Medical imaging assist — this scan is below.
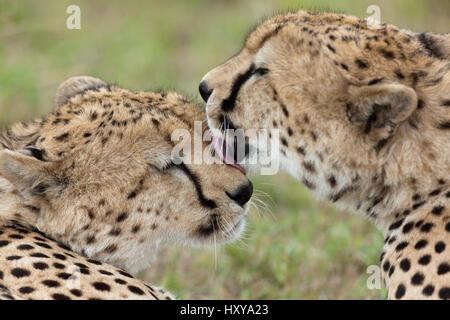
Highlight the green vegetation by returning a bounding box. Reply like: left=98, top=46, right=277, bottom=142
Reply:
left=1, top=0, right=448, bottom=299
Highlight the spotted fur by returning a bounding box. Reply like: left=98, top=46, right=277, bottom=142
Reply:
left=0, top=76, right=251, bottom=299
left=201, top=11, right=449, bottom=299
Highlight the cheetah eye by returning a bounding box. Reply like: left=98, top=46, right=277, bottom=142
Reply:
left=253, top=67, right=269, bottom=77
left=25, top=147, right=46, bottom=161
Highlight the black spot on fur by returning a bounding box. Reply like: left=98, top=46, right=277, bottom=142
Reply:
left=52, top=293, right=71, bottom=300
left=297, top=146, right=306, bottom=156
left=435, top=241, right=445, bottom=253
left=93, top=282, right=110, bottom=292
left=326, top=44, right=336, bottom=53
left=128, top=285, right=145, bottom=295
left=439, top=287, right=450, bottom=299
left=115, top=278, right=127, bottom=285
left=399, top=258, right=410, bottom=272
left=412, top=201, right=426, bottom=210
left=42, top=280, right=60, bottom=288
left=19, top=286, right=35, bottom=294
left=420, top=222, right=434, bottom=233
left=116, top=212, right=128, bottom=222
left=395, top=241, right=408, bottom=251
left=303, top=161, right=316, bottom=173
left=281, top=104, right=289, bottom=117
left=438, top=122, right=450, bottom=130
left=402, top=222, right=414, bottom=234
left=11, top=268, right=30, bottom=278
left=380, top=48, right=394, bottom=59
left=368, top=78, right=383, bottom=86
left=302, top=178, right=315, bottom=190
left=394, top=70, right=405, bottom=79
left=33, top=262, right=49, bottom=270
left=55, top=132, right=69, bottom=142
left=437, top=263, right=449, bottom=275
left=418, top=255, right=431, bottom=265
left=70, top=289, right=82, bottom=297
left=411, top=272, right=424, bottom=285
left=431, top=205, right=444, bottom=216
left=388, top=219, right=404, bottom=231
left=395, top=284, right=406, bottom=299
left=417, top=99, right=425, bottom=109
left=127, top=191, right=137, bottom=199
left=328, top=175, right=337, bottom=187
left=35, top=242, right=51, bottom=249
left=429, top=189, right=441, bottom=196
left=414, top=239, right=428, bottom=249
left=375, top=137, right=390, bottom=152
left=422, top=285, right=434, bottom=296
left=355, top=59, right=368, bottom=69
left=17, top=244, right=33, bottom=250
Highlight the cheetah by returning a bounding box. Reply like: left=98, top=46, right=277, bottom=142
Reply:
left=199, top=11, right=449, bottom=299
left=0, top=76, right=252, bottom=299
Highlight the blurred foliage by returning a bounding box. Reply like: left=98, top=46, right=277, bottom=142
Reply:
left=0, top=0, right=448, bottom=299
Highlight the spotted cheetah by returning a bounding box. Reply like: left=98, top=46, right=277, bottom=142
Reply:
left=199, top=11, right=449, bottom=299
left=0, top=76, right=252, bottom=299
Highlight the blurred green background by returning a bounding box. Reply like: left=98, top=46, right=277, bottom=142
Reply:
left=0, top=0, right=448, bottom=299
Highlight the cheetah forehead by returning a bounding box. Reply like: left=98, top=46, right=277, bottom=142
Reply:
left=0, top=81, right=203, bottom=158
left=246, top=10, right=449, bottom=66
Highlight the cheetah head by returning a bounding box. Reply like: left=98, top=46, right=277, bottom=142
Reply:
left=200, top=11, right=449, bottom=217
left=0, top=76, right=252, bottom=273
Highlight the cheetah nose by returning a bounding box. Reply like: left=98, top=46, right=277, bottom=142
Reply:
left=226, top=180, right=253, bottom=207
left=199, top=80, right=213, bottom=102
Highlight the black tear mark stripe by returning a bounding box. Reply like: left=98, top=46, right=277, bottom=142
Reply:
left=177, top=163, right=217, bottom=209
left=221, top=64, right=256, bottom=112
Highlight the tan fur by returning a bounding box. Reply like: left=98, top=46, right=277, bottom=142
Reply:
left=0, top=76, right=251, bottom=299
left=201, top=11, right=449, bottom=299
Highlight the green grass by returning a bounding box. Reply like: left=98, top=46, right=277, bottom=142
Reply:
left=1, top=0, right=448, bottom=299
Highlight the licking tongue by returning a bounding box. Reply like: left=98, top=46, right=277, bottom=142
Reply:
left=213, top=135, right=246, bottom=175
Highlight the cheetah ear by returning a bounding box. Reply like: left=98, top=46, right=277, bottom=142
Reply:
left=347, top=82, right=417, bottom=143
left=0, top=149, right=52, bottom=198
left=55, top=76, right=109, bottom=107
left=417, top=32, right=450, bottom=60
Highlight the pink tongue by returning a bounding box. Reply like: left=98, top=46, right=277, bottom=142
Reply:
left=213, top=135, right=246, bottom=175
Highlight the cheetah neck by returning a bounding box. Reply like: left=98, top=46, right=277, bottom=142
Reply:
left=281, top=147, right=449, bottom=236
